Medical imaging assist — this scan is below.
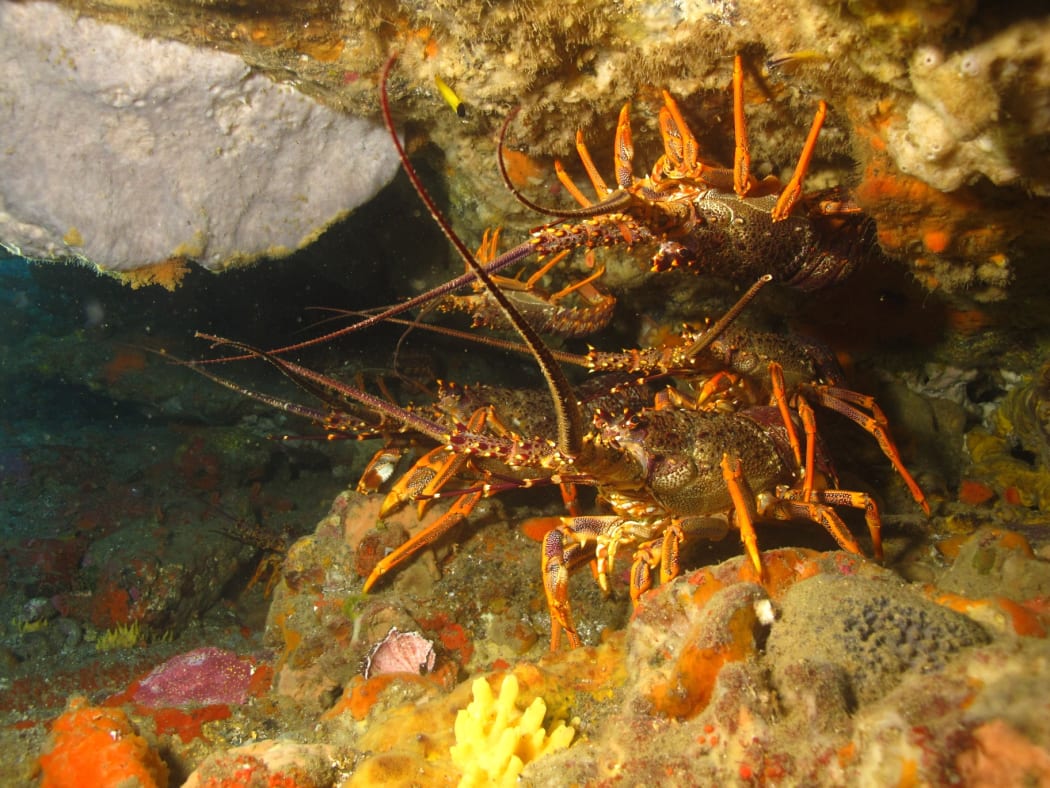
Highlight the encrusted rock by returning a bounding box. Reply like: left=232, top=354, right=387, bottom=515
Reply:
left=767, top=573, right=991, bottom=706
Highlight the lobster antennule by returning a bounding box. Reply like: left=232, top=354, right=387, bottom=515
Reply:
left=195, top=332, right=452, bottom=444
left=381, top=53, right=584, bottom=458
left=193, top=240, right=540, bottom=366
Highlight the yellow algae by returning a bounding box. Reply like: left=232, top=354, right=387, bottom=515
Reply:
left=62, top=227, right=83, bottom=246
left=95, top=620, right=141, bottom=652
left=450, top=674, right=575, bottom=788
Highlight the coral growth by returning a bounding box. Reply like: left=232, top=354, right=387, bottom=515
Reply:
left=95, top=620, right=142, bottom=652
left=966, top=361, right=1050, bottom=510
left=182, top=740, right=337, bottom=788
left=450, top=673, right=575, bottom=787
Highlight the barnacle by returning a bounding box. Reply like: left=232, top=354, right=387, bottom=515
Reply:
left=450, top=674, right=575, bottom=787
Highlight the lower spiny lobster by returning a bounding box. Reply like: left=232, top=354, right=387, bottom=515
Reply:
left=190, top=54, right=926, bottom=650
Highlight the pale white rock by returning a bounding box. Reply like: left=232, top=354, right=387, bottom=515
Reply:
left=0, top=1, right=400, bottom=272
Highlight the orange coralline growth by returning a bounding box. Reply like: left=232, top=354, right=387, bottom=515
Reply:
left=897, top=757, right=919, bottom=787
left=103, top=349, right=147, bottom=386
left=930, top=589, right=1048, bottom=638
left=646, top=604, right=758, bottom=719
left=985, top=528, right=1036, bottom=557
left=324, top=673, right=433, bottom=721
left=193, top=753, right=305, bottom=788
left=118, top=258, right=190, bottom=291
left=500, top=148, right=546, bottom=187
left=957, top=720, right=1050, bottom=786
left=297, top=36, right=344, bottom=62
left=992, top=596, right=1047, bottom=638
left=89, top=582, right=132, bottom=629
left=849, top=117, right=1013, bottom=284
left=38, top=696, right=168, bottom=788
left=146, top=705, right=232, bottom=744
left=247, top=662, right=275, bottom=698
left=419, top=613, right=475, bottom=665
left=958, top=479, right=996, bottom=505
left=946, top=309, right=996, bottom=335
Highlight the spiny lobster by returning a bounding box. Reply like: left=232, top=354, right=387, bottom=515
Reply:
left=190, top=54, right=925, bottom=650
left=200, top=53, right=870, bottom=364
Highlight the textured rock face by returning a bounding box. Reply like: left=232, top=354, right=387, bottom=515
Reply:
left=4, top=0, right=1048, bottom=295
left=766, top=573, right=991, bottom=705
left=0, top=1, right=399, bottom=275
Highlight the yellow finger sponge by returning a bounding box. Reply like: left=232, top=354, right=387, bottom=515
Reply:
left=450, top=674, right=575, bottom=787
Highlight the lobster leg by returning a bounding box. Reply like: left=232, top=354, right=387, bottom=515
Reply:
left=378, top=444, right=444, bottom=516
left=575, top=128, right=612, bottom=199
left=732, top=54, right=752, bottom=198
left=363, top=488, right=485, bottom=593
left=554, top=159, right=594, bottom=207
left=720, top=454, right=765, bottom=579
left=658, top=90, right=700, bottom=176
left=613, top=103, right=635, bottom=190
left=543, top=516, right=620, bottom=649
left=356, top=445, right=410, bottom=494
left=770, top=488, right=881, bottom=560
left=797, top=396, right=820, bottom=503
left=769, top=361, right=804, bottom=470
left=379, top=407, right=490, bottom=518
left=806, top=385, right=930, bottom=514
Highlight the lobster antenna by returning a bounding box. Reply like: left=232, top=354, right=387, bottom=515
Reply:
left=683, top=274, right=771, bottom=359
left=319, top=307, right=588, bottom=367
left=196, top=333, right=451, bottom=444
left=381, top=53, right=583, bottom=457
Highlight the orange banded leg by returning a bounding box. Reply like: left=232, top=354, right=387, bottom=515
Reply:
left=378, top=446, right=441, bottom=517
left=363, top=489, right=484, bottom=593
left=542, top=515, right=630, bottom=649
left=380, top=407, right=488, bottom=518
left=769, top=362, right=803, bottom=469
left=658, top=520, right=684, bottom=585
left=613, top=103, right=635, bottom=189
left=554, top=159, right=594, bottom=207
left=796, top=397, right=819, bottom=503
left=773, top=487, right=882, bottom=560
left=628, top=538, right=663, bottom=605
left=732, top=54, right=752, bottom=198
left=357, top=445, right=408, bottom=494
left=575, top=128, right=611, bottom=199
left=809, top=385, right=930, bottom=514
left=720, top=454, right=765, bottom=579
left=658, top=90, right=700, bottom=175
left=625, top=523, right=683, bottom=605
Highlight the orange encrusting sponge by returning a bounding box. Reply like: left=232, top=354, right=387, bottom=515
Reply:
left=38, top=696, right=168, bottom=788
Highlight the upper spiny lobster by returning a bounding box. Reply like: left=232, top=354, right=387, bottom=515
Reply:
left=503, top=53, right=872, bottom=292
left=189, top=54, right=923, bottom=650
left=198, top=53, right=869, bottom=365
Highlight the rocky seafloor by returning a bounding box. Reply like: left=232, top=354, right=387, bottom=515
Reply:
left=3, top=2, right=1050, bottom=787
left=4, top=170, right=1050, bottom=785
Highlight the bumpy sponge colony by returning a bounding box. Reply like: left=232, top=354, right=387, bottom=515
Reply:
left=450, top=673, right=575, bottom=787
